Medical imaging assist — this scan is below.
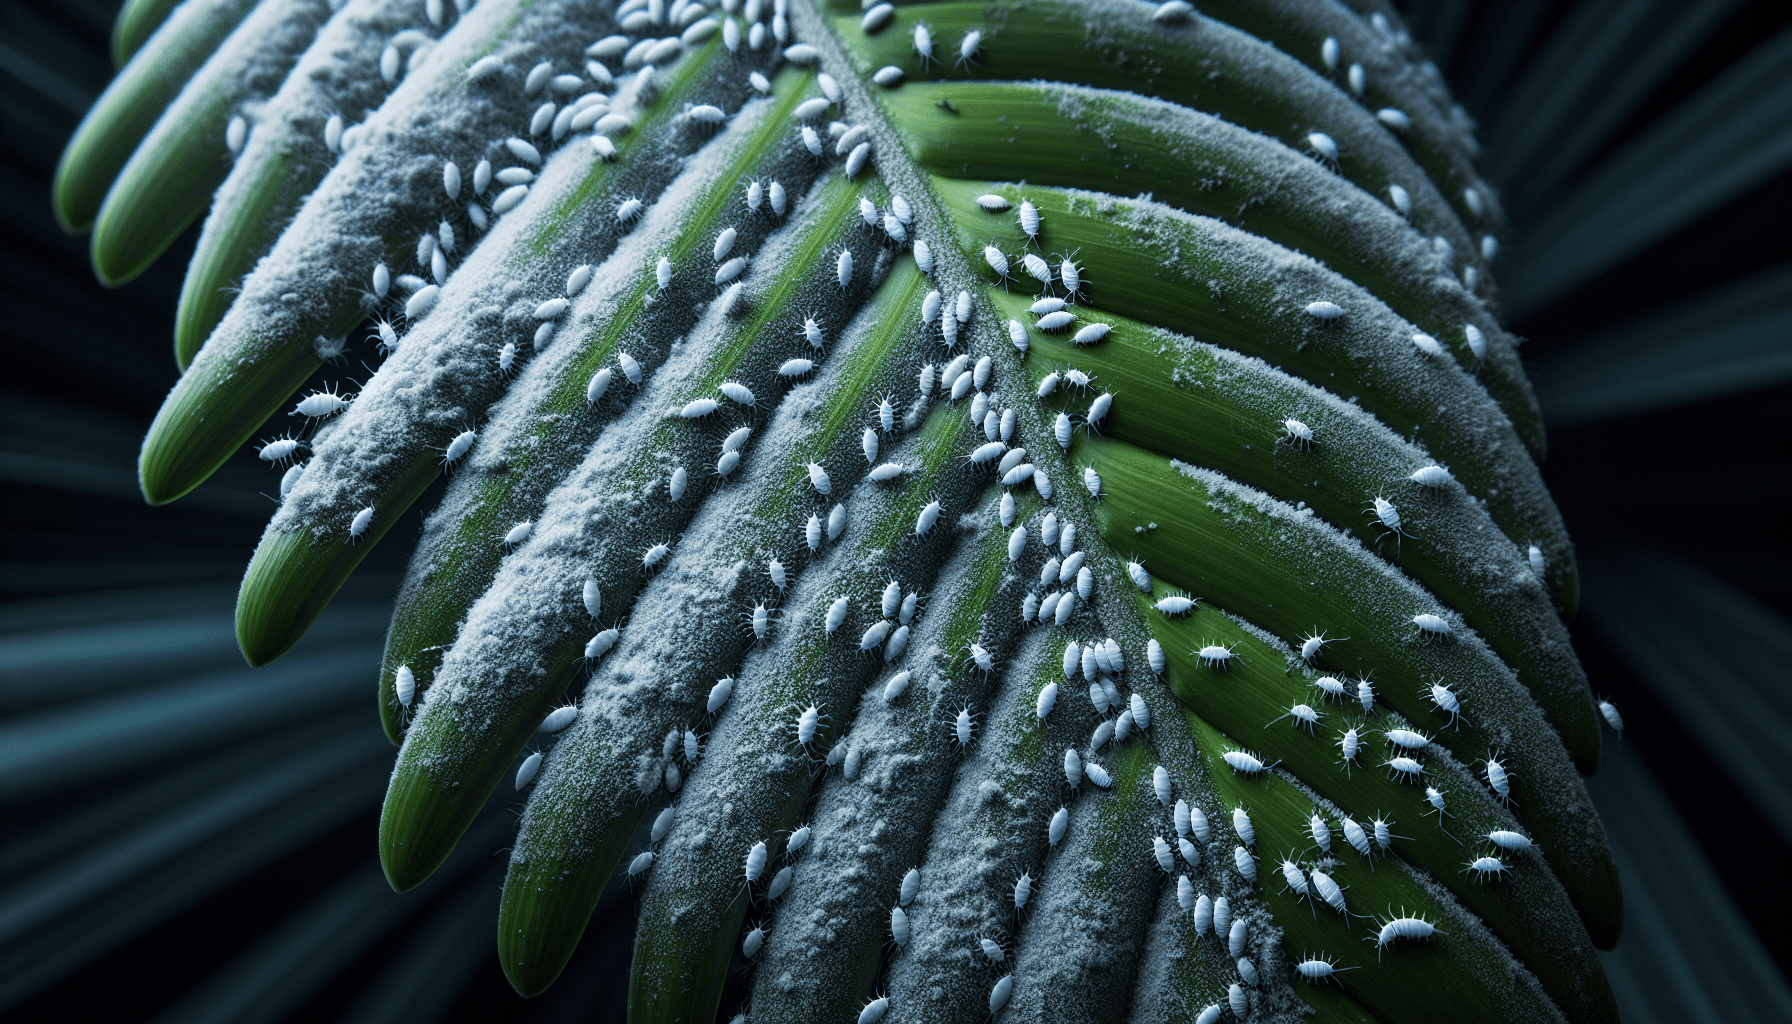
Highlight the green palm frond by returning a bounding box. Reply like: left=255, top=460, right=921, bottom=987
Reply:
left=7, top=0, right=1789, bottom=1022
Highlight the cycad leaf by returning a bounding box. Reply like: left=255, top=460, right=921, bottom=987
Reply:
left=60, top=1, right=1627, bottom=1021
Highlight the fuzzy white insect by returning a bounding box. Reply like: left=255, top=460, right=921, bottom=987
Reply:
left=857, top=196, right=877, bottom=227
left=540, top=704, right=578, bottom=733
left=1021, top=253, right=1052, bottom=287
left=502, top=520, right=533, bottom=548
left=1196, top=642, right=1239, bottom=669
left=1212, top=895, right=1231, bottom=939
left=1412, top=332, right=1445, bottom=358
left=844, top=141, right=870, bottom=178
left=912, top=499, right=942, bottom=536
left=1081, top=466, right=1103, bottom=501
left=1266, top=702, right=1324, bottom=735
left=1483, top=755, right=1513, bottom=804
left=741, top=925, right=765, bottom=958
left=1089, top=718, right=1114, bottom=752
left=1155, top=594, right=1196, bottom=617
left=715, top=450, right=741, bottom=477
left=1127, top=692, right=1148, bottom=731
left=883, top=625, right=909, bottom=663
left=793, top=704, right=823, bottom=751
left=705, top=677, right=734, bottom=714
left=1155, top=0, right=1195, bottom=23
left=989, top=975, right=1013, bottom=1016
left=1348, top=61, right=1365, bottom=95
left=1038, top=592, right=1062, bottom=624
left=584, top=629, right=619, bottom=661
left=1085, top=761, right=1112, bottom=788
left=1059, top=256, right=1082, bottom=298
left=1486, top=829, right=1533, bottom=853
left=1371, top=912, right=1441, bottom=958
left=1012, top=872, right=1033, bottom=911
left=1223, top=750, right=1274, bottom=775
left=628, top=851, right=654, bottom=877
left=642, top=541, right=671, bottom=570
left=1464, top=854, right=1509, bottom=882
left=1193, top=893, right=1213, bottom=935
left=1305, top=299, right=1345, bottom=322
left=1372, top=816, right=1403, bottom=850
left=347, top=505, right=375, bottom=541
left=1596, top=698, right=1626, bottom=736
left=1220, top=806, right=1251, bottom=850
left=911, top=21, right=934, bottom=64
left=258, top=436, right=306, bottom=465
left=1149, top=835, right=1175, bottom=874
left=1044, top=805, right=1070, bottom=847
left=1035, top=310, right=1075, bottom=332
left=393, top=664, right=415, bottom=708
left=1227, top=917, right=1251, bottom=959
left=955, top=28, right=981, bottom=67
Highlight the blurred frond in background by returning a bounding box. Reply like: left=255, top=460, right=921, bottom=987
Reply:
left=2, top=0, right=1786, bottom=1020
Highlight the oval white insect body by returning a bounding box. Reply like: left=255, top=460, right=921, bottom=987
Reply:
left=1012, top=872, right=1032, bottom=911
left=1487, top=829, right=1532, bottom=852
left=1152, top=835, right=1175, bottom=873
left=628, top=851, right=654, bottom=876
left=915, top=500, right=941, bottom=535
left=822, top=595, right=850, bottom=635
left=1413, top=613, right=1451, bottom=635
left=768, top=180, right=787, bottom=216
left=1307, top=131, right=1338, bottom=163
left=715, top=450, right=741, bottom=477
left=1484, top=756, right=1512, bottom=801
left=503, top=520, right=533, bottom=547
left=1023, top=252, right=1051, bottom=284
left=1412, top=332, right=1445, bottom=357
left=584, top=628, right=620, bottom=661
left=858, top=619, right=892, bottom=653
left=1305, top=300, right=1344, bottom=319
left=1063, top=747, right=1083, bottom=788
left=1034, top=681, right=1059, bottom=720
left=707, top=676, right=734, bottom=713
left=1073, top=322, right=1112, bottom=346
left=1085, top=761, right=1112, bottom=788
left=889, top=904, right=909, bottom=946
left=1193, top=893, right=1213, bottom=935
left=983, top=245, right=1009, bottom=278
left=1083, top=466, right=1102, bottom=499
left=1155, top=595, right=1195, bottom=616
left=989, top=975, right=1013, bottom=1015
left=1212, top=895, right=1231, bottom=939
left=1228, top=916, right=1249, bottom=957
left=1374, top=914, right=1440, bottom=950
left=1341, top=816, right=1371, bottom=857
left=1036, top=310, right=1075, bottom=332
left=898, top=866, right=920, bottom=907
left=742, top=926, right=765, bottom=958
left=1090, top=718, right=1114, bottom=751
left=1223, top=750, right=1269, bottom=774
left=1466, top=855, right=1509, bottom=881
left=1599, top=699, right=1623, bottom=733
left=540, top=704, right=578, bottom=733
left=512, top=750, right=544, bottom=791
left=979, top=937, right=1005, bottom=964
left=1048, top=806, right=1069, bottom=847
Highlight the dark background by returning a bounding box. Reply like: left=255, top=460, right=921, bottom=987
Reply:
left=2, top=1, right=1787, bottom=1020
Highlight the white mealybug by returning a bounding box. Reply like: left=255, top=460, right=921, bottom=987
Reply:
left=1356, top=677, right=1376, bottom=712
left=1148, top=639, right=1165, bottom=675
left=1371, top=912, right=1441, bottom=958
left=1309, top=869, right=1355, bottom=920
left=1412, top=332, right=1445, bottom=357
left=1309, top=812, right=1332, bottom=853
left=1063, top=747, right=1083, bottom=788
left=1281, top=856, right=1312, bottom=898
left=1155, top=594, right=1196, bottom=617
left=1335, top=726, right=1361, bottom=773
left=1196, top=642, right=1239, bottom=669
left=1486, top=829, right=1533, bottom=852
left=1464, top=854, right=1510, bottom=882
left=1268, top=702, right=1324, bottom=734
left=1228, top=916, right=1249, bottom=957
left=1465, top=324, right=1486, bottom=360
left=1427, top=681, right=1465, bottom=728
left=1153, top=835, right=1175, bottom=873
left=1085, top=761, right=1112, bottom=788
left=1012, top=872, right=1033, bottom=911
left=1377, top=107, right=1411, bottom=131
left=883, top=624, right=909, bottom=663
left=707, top=677, right=734, bottom=713
left=584, top=629, right=619, bottom=661
left=1599, top=699, right=1623, bottom=734
left=982, top=244, right=1010, bottom=282
left=888, top=904, right=910, bottom=947
left=1293, top=956, right=1356, bottom=983
left=779, top=357, right=814, bottom=377
left=1483, top=755, right=1513, bottom=803
left=824, top=595, right=849, bottom=635
left=883, top=670, right=912, bottom=702
left=836, top=248, right=854, bottom=288
left=616, top=197, right=644, bottom=222
left=1154, top=765, right=1173, bottom=806
left=628, top=851, right=654, bottom=877
left=1049, top=806, right=1069, bottom=846
left=540, top=704, right=578, bottom=733
left=1222, top=750, right=1273, bottom=774
left=348, top=506, right=375, bottom=540
left=503, top=520, right=533, bottom=547
left=393, top=664, right=416, bottom=707
left=1073, top=322, right=1111, bottom=346
left=844, top=141, right=870, bottom=178
left=975, top=193, right=1011, bottom=212
left=1060, top=256, right=1082, bottom=298
left=1232, top=805, right=1255, bottom=847
left=1082, top=466, right=1103, bottom=499
left=643, top=541, right=671, bottom=569
left=1348, top=61, right=1365, bottom=95
left=1036, top=310, right=1075, bottom=331
left=1193, top=893, right=1213, bottom=934
left=914, top=499, right=942, bottom=535
left=899, top=866, right=920, bottom=906
left=794, top=704, right=822, bottom=751
left=955, top=27, right=981, bottom=67
left=1305, top=300, right=1344, bottom=321
left=1212, top=895, right=1231, bottom=938
left=1022, top=252, right=1052, bottom=285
